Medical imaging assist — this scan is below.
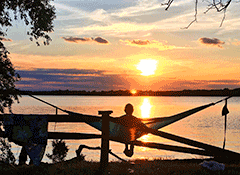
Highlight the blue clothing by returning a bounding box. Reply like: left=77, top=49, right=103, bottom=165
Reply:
left=3, top=114, right=48, bottom=166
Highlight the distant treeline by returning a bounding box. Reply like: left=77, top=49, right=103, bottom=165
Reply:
left=21, top=88, right=240, bottom=96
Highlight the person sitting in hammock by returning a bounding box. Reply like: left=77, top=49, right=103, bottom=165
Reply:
left=113, top=103, right=151, bottom=157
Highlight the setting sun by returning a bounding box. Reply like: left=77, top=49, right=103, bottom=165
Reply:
left=136, top=59, right=158, bottom=76
left=130, top=89, right=137, bottom=95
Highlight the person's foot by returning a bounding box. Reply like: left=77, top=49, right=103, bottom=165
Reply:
left=124, top=149, right=133, bottom=157
left=123, top=147, right=128, bottom=155
left=124, top=146, right=133, bottom=157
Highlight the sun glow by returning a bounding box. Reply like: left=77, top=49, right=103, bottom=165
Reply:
left=136, top=59, right=158, bottom=76
left=140, top=98, right=152, bottom=118
left=130, top=89, right=137, bottom=95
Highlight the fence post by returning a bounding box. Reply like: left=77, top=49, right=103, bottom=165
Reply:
left=98, top=110, right=112, bottom=174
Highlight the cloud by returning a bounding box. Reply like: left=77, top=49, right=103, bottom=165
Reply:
left=0, top=37, right=12, bottom=42
left=18, top=68, right=105, bottom=77
left=231, top=39, right=240, bottom=46
left=54, top=1, right=161, bottom=21
left=155, top=79, right=240, bottom=91
left=198, top=37, right=225, bottom=48
left=15, top=67, right=240, bottom=91
left=120, top=39, right=184, bottom=50
left=131, top=39, right=150, bottom=45
left=62, top=37, right=91, bottom=43
left=15, top=68, right=130, bottom=91
left=94, top=37, right=109, bottom=44
left=62, top=36, right=109, bottom=44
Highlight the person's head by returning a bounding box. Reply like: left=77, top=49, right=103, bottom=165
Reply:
left=124, top=103, right=134, bottom=115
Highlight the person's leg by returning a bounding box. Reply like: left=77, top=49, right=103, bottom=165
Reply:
left=124, top=143, right=129, bottom=154
left=0, top=127, right=5, bottom=137
left=19, top=147, right=28, bottom=165
left=130, top=142, right=134, bottom=154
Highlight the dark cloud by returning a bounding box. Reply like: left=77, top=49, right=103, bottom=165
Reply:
left=158, top=79, right=240, bottom=91
left=131, top=39, right=150, bottom=45
left=15, top=68, right=129, bottom=91
left=0, top=37, right=12, bottom=42
left=62, top=36, right=109, bottom=44
left=15, top=68, right=240, bottom=91
left=93, top=37, right=109, bottom=44
left=198, top=37, right=225, bottom=48
left=61, top=37, right=91, bottom=43
left=32, top=68, right=105, bottom=75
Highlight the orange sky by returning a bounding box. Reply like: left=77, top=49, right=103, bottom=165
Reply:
left=3, top=0, right=240, bottom=91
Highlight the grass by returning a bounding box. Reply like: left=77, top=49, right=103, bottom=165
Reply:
left=2, top=157, right=240, bottom=175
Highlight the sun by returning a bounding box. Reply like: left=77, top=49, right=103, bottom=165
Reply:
left=136, top=59, right=158, bottom=76
left=130, top=89, right=137, bottom=95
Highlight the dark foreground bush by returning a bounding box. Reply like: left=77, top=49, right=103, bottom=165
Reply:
left=46, top=139, right=69, bottom=163
left=2, top=158, right=240, bottom=175
left=0, top=138, right=15, bottom=164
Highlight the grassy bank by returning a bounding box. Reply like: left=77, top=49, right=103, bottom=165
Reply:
left=2, top=157, right=240, bottom=175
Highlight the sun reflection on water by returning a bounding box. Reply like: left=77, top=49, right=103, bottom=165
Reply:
left=138, top=98, right=154, bottom=143
left=140, top=98, right=152, bottom=118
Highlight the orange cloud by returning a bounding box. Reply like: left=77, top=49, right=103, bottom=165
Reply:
left=231, top=39, right=240, bottom=46
left=0, top=37, right=12, bottom=42
left=62, top=36, right=109, bottom=44
left=198, top=37, right=225, bottom=48
left=131, top=39, right=150, bottom=45
left=120, top=39, right=183, bottom=50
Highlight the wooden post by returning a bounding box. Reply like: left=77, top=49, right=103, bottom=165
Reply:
left=99, top=110, right=112, bottom=174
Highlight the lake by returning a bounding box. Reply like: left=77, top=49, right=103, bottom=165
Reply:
left=6, top=95, right=240, bottom=163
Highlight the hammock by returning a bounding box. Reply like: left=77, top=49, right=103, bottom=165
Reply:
left=27, top=93, right=232, bottom=142
left=67, top=97, right=231, bottom=143
left=23, top=93, right=236, bottom=158
left=141, top=103, right=215, bottom=129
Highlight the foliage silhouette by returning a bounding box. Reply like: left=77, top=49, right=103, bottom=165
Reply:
left=0, top=0, right=56, bottom=113
left=46, top=139, right=69, bottom=163
left=0, top=137, right=16, bottom=164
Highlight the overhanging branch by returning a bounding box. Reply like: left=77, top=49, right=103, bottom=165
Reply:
left=162, top=0, right=233, bottom=28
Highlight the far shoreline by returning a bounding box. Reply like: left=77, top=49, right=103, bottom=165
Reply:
left=20, top=88, right=240, bottom=97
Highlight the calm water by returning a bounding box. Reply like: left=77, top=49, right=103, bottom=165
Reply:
left=6, top=96, right=240, bottom=162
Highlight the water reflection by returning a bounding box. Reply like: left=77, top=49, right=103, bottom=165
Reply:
left=139, top=98, right=154, bottom=144
left=140, top=98, right=152, bottom=118
left=138, top=134, right=150, bottom=151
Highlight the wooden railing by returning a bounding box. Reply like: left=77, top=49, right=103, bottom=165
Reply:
left=0, top=111, right=112, bottom=174
left=1, top=110, right=240, bottom=172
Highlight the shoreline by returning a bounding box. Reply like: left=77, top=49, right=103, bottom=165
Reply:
left=2, top=157, right=240, bottom=175
left=20, top=88, right=240, bottom=97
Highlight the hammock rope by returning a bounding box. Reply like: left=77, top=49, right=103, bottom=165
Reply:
left=26, top=92, right=234, bottom=132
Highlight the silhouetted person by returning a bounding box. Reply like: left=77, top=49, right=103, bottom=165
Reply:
left=113, top=103, right=150, bottom=157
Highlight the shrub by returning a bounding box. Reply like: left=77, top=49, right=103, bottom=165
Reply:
left=0, top=137, right=16, bottom=164
left=46, top=139, right=69, bottom=163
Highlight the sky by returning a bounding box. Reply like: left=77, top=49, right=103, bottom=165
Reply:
left=2, top=0, right=240, bottom=91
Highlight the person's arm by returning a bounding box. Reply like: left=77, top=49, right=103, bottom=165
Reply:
left=109, top=115, right=125, bottom=125
left=133, top=116, right=152, bottom=133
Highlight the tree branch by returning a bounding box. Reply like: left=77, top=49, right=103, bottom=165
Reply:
left=162, top=0, right=233, bottom=28
left=183, top=0, right=198, bottom=29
